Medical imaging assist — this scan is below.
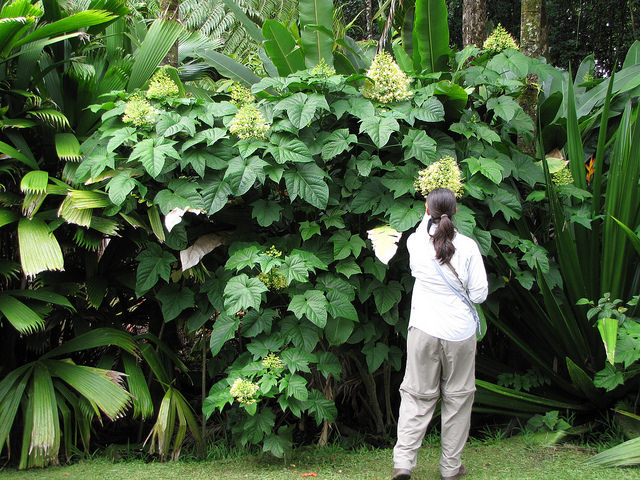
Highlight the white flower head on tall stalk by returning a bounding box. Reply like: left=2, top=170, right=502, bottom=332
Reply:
left=362, top=51, right=412, bottom=104
left=414, top=156, right=464, bottom=198
left=229, top=103, right=270, bottom=139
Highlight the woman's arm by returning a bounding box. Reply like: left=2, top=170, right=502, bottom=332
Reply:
left=466, top=242, right=488, bottom=304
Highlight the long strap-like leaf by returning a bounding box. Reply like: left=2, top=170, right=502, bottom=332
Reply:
left=412, top=0, right=450, bottom=73
left=299, top=0, right=334, bottom=67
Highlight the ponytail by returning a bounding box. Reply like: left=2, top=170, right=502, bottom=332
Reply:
left=426, top=188, right=457, bottom=264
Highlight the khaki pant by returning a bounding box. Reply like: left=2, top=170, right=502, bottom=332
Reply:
left=393, top=328, right=476, bottom=477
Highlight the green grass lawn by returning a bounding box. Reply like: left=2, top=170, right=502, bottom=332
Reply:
left=1, top=436, right=638, bottom=480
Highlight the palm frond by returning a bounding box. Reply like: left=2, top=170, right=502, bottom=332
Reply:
left=0, top=364, right=32, bottom=457
left=27, top=109, right=70, bottom=129
left=59, top=195, right=92, bottom=227
left=20, top=170, right=48, bottom=194
left=0, top=259, right=21, bottom=280
left=29, top=365, right=60, bottom=464
left=127, top=19, right=183, bottom=91
left=18, top=217, right=64, bottom=277
left=122, top=353, right=154, bottom=420
left=55, top=133, right=82, bottom=162
left=67, top=189, right=111, bottom=208
left=0, top=293, right=45, bottom=334
left=73, top=227, right=103, bottom=250
left=43, top=327, right=137, bottom=358
left=44, top=359, right=131, bottom=421
left=586, top=436, right=640, bottom=467
left=89, top=215, right=119, bottom=235
left=22, top=191, right=47, bottom=218
left=0, top=208, right=19, bottom=228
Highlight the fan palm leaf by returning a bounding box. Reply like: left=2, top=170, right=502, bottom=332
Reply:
left=18, top=216, right=64, bottom=277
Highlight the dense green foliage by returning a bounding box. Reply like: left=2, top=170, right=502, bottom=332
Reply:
left=1, top=0, right=640, bottom=470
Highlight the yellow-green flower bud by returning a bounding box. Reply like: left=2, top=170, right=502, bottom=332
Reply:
left=310, top=59, right=336, bottom=78
left=229, top=103, right=270, bottom=139
left=122, top=94, right=157, bottom=127
left=362, top=52, right=412, bottom=104
left=483, top=24, right=518, bottom=53
left=146, top=70, right=179, bottom=99
left=230, top=378, right=259, bottom=405
left=262, top=353, right=284, bottom=370
left=230, top=84, right=255, bottom=106
left=415, top=156, right=464, bottom=198
left=552, top=167, right=574, bottom=186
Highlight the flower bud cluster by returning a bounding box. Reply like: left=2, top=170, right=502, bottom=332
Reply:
left=552, top=167, right=574, bottom=186
left=262, top=353, right=284, bottom=370
left=415, top=156, right=464, bottom=198
left=146, top=69, right=179, bottom=99
left=483, top=24, right=518, bottom=53
left=230, top=378, right=259, bottom=405
left=229, top=103, right=270, bottom=139
left=122, top=94, right=157, bottom=127
left=258, top=269, right=288, bottom=291
left=362, top=52, right=412, bottom=104
left=310, top=59, right=336, bottom=77
left=230, top=84, right=255, bottom=106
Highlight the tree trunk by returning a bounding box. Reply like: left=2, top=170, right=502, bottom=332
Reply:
left=366, top=0, right=373, bottom=40
left=520, top=0, right=548, bottom=59
left=462, top=0, right=486, bottom=47
left=161, top=0, right=179, bottom=68
left=518, top=0, right=548, bottom=156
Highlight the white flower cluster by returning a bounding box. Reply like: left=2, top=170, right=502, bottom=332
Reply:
left=229, top=103, right=270, bottom=139
left=230, top=83, right=255, bottom=106
left=122, top=94, right=157, bottom=127
left=146, top=69, right=179, bottom=99
left=483, top=24, right=518, bottom=53
left=229, top=378, right=259, bottom=405
left=362, top=51, right=412, bottom=104
left=415, top=156, right=464, bottom=198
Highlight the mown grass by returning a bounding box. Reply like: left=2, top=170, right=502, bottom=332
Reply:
left=1, top=436, right=638, bottom=480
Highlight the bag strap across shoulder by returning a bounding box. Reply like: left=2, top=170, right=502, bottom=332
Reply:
left=432, top=259, right=482, bottom=335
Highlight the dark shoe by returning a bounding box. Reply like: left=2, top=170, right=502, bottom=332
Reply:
left=391, top=467, right=412, bottom=480
left=441, top=465, right=467, bottom=480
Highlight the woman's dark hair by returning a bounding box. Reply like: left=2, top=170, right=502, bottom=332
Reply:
left=427, top=188, right=457, bottom=264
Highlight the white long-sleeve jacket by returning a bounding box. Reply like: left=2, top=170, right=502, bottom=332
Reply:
left=407, top=215, right=488, bottom=341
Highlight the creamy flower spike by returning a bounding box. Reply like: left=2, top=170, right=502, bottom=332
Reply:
left=415, top=156, right=464, bottom=198
left=146, top=70, right=179, bottom=99
left=483, top=24, right=519, bottom=53
left=122, top=94, right=157, bottom=127
left=362, top=52, right=412, bottom=104
left=230, top=378, right=259, bottom=405
left=230, top=84, right=255, bottom=106
left=229, top=103, right=270, bottom=139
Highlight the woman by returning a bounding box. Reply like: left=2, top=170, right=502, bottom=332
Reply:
left=392, top=188, right=488, bottom=480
